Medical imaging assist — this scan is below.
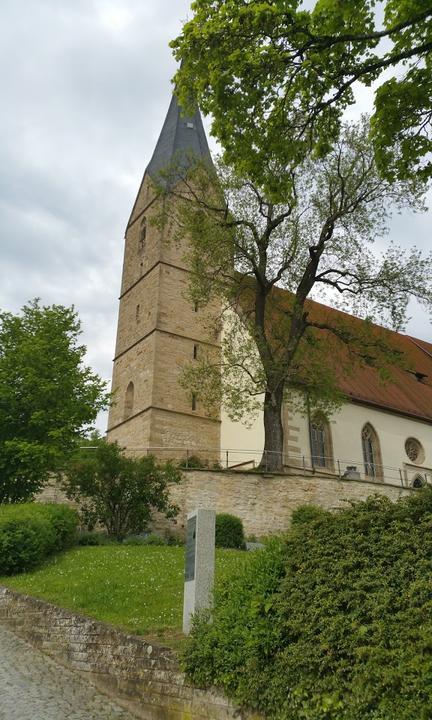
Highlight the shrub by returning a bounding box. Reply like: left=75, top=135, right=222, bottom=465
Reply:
left=215, top=513, right=246, bottom=549
left=123, top=533, right=166, bottom=546
left=0, top=503, right=78, bottom=575
left=165, top=532, right=184, bottom=546
left=76, top=531, right=116, bottom=546
left=184, top=490, right=432, bottom=720
left=290, top=504, right=330, bottom=527
left=178, top=454, right=208, bottom=469
left=64, top=440, right=182, bottom=541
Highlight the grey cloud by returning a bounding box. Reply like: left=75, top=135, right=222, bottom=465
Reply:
left=0, top=0, right=430, bottom=436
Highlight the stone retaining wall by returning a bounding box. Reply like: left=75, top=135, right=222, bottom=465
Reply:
left=38, top=469, right=413, bottom=542
left=0, top=587, right=251, bottom=720
left=155, top=470, right=413, bottom=539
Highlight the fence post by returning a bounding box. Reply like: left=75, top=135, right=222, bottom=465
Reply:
left=399, top=468, right=403, bottom=486
left=226, top=450, right=229, bottom=469
left=338, top=460, right=341, bottom=479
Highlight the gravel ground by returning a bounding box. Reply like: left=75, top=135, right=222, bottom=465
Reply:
left=0, top=625, right=137, bottom=720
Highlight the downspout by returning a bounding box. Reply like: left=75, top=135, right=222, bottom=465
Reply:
left=306, top=392, right=315, bottom=474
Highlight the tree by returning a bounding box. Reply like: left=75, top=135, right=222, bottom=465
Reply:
left=160, top=118, right=432, bottom=471
left=64, top=440, right=182, bottom=541
left=172, top=0, right=432, bottom=195
left=0, top=300, right=109, bottom=503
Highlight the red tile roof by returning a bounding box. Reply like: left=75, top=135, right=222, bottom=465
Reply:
left=246, top=281, right=432, bottom=425
left=304, top=297, right=432, bottom=424
left=238, top=277, right=432, bottom=423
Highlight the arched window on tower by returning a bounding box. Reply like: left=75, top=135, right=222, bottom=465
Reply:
left=124, top=381, right=135, bottom=420
left=310, top=414, right=334, bottom=470
left=361, top=423, right=383, bottom=481
left=138, top=217, right=147, bottom=253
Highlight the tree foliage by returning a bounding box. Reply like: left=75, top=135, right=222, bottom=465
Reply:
left=172, top=0, right=432, bottom=195
left=161, top=118, right=431, bottom=470
left=0, top=300, right=109, bottom=503
left=64, top=439, right=182, bottom=541
left=183, top=490, right=432, bottom=719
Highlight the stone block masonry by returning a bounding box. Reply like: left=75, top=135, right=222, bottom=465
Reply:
left=38, top=468, right=413, bottom=541
left=0, top=586, right=254, bottom=720
left=153, top=470, right=413, bottom=539
left=0, top=624, right=134, bottom=720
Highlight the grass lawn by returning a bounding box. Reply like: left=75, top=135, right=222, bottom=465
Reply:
left=0, top=546, right=246, bottom=648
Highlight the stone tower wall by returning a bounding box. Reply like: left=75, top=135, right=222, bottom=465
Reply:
left=107, top=171, right=221, bottom=457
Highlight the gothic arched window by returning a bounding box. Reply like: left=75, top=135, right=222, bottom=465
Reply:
left=138, top=217, right=147, bottom=252
left=361, top=423, right=383, bottom=480
left=310, top=415, right=334, bottom=470
left=412, top=474, right=426, bottom=488
left=124, top=381, right=135, bottom=420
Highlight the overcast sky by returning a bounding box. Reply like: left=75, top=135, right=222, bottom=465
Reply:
left=0, top=0, right=430, bottom=432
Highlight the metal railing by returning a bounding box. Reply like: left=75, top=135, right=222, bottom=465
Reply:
left=106, top=445, right=430, bottom=489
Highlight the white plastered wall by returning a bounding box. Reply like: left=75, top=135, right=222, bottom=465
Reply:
left=221, top=398, right=432, bottom=486
left=219, top=312, right=432, bottom=483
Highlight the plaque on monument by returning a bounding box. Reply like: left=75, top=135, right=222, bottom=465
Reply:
left=182, top=509, right=215, bottom=634
left=185, top=515, right=197, bottom=582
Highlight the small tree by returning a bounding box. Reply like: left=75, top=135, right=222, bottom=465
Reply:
left=160, top=117, right=432, bottom=471
left=64, top=440, right=182, bottom=541
left=0, top=300, right=109, bottom=503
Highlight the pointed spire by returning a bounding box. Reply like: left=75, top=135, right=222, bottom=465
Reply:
left=146, top=94, right=213, bottom=182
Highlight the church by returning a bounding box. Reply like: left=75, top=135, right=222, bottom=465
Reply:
left=106, top=91, right=432, bottom=493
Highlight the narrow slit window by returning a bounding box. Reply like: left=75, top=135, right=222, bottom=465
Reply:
left=139, top=217, right=147, bottom=251
left=192, top=393, right=197, bottom=411
left=193, top=344, right=198, bottom=360
left=124, top=381, right=134, bottom=420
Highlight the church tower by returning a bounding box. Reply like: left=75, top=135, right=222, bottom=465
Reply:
left=106, top=94, right=221, bottom=457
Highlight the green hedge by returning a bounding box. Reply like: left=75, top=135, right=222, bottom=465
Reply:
left=290, top=503, right=330, bottom=527
left=0, top=503, right=78, bottom=575
left=215, top=513, right=246, bottom=549
left=184, top=490, right=432, bottom=720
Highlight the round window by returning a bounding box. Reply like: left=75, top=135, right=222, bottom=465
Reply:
left=405, top=438, right=424, bottom=464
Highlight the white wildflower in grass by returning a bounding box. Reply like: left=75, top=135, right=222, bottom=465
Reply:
left=0, top=545, right=247, bottom=641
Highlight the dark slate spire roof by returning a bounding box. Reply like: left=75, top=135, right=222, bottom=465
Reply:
left=145, top=94, right=213, bottom=182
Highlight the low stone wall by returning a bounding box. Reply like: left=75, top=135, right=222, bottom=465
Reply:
left=37, top=469, right=412, bottom=541
left=0, top=587, right=249, bottom=720
left=155, top=470, right=413, bottom=539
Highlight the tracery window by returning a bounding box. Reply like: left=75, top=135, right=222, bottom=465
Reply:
left=310, top=415, right=333, bottom=470
left=405, top=437, right=424, bottom=464
left=124, top=381, right=135, bottom=420
left=361, top=423, right=383, bottom=480
left=412, top=474, right=426, bottom=488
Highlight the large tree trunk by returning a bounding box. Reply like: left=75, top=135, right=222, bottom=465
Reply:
left=260, top=387, right=284, bottom=472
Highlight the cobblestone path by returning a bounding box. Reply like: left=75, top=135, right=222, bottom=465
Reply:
left=0, top=625, right=137, bottom=720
